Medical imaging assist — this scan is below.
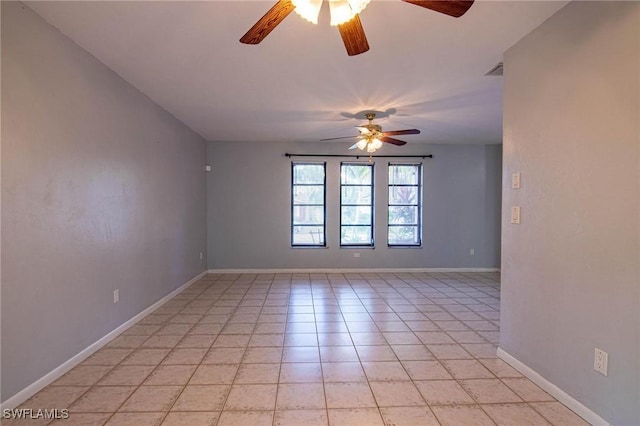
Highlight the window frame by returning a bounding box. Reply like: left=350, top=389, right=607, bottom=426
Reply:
left=387, top=162, right=422, bottom=247
left=291, top=162, right=327, bottom=247
left=340, top=162, right=375, bottom=247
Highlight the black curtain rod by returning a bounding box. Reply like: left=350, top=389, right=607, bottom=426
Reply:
left=285, top=153, right=433, bottom=159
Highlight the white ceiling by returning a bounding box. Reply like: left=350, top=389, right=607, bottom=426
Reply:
left=27, top=0, right=568, bottom=144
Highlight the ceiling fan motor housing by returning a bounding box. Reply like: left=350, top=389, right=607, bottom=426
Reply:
left=362, top=113, right=382, bottom=136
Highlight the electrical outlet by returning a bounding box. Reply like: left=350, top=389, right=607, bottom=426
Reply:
left=113, top=289, right=119, bottom=304
left=200, top=252, right=203, bottom=260
left=353, top=253, right=361, bottom=258
left=470, top=248, right=475, bottom=256
left=594, top=348, right=608, bottom=376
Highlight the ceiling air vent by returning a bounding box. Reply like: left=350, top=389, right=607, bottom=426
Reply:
left=485, top=62, right=503, bottom=76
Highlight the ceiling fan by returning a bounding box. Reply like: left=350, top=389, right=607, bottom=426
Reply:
left=240, top=0, right=475, bottom=56
left=321, top=112, right=420, bottom=152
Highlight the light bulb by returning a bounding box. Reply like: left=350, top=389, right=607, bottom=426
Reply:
left=292, top=0, right=323, bottom=24
left=356, top=139, right=368, bottom=150
left=372, top=138, right=383, bottom=149
left=329, top=0, right=356, bottom=26
left=367, top=143, right=377, bottom=153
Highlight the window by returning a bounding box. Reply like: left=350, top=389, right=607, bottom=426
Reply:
left=291, top=162, right=326, bottom=246
left=388, top=163, right=422, bottom=246
left=340, top=163, right=374, bottom=246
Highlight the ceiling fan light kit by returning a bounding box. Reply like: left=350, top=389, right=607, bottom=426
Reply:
left=291, top=0, right=370, bottom=25
left=240, top=0, right=474, bottom=56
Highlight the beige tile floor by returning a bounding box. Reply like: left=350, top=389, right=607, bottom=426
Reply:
left=10, top=272, right=590, bottom=425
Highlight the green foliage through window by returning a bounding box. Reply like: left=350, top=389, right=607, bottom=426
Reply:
left=341, top=163, right=374, bottom=246
left=388, top=164, right=421, bottom=246
left=291, top=163, right=326, bottom=246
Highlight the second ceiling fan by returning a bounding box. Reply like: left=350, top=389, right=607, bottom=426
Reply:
left=240, top=0, right=475, bottom=56
left=321, top=113, right=420, bottom=153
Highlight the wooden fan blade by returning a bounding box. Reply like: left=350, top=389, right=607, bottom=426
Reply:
left=402, top=0, right=474, bottom=18
left=380, top=136, right=407, bottom=146
left=337, top=14, right=370, bottom=56
left=240, top=0, right=295, bottom=45
left=382, top=129, right=421, bottom=136
left=320, top=135, right=359, bottom=141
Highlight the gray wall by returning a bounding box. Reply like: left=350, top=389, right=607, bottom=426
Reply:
left=1, top=2, right=207, bottom=402
left=207, top=141, right=501, bottom=269
left=501, top=2, right=639, bottom=425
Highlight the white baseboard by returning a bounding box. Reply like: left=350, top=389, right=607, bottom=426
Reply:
left=208, top=268, right=500, bottom=274
left=496, top=347, right=609, bottom=426
left=0, top=270, right=208, bottom=410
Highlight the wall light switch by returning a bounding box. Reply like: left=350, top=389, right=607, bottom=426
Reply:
left=511, top=206, right=521, bottom=224
left=512, top=172, right=521, bottom=189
